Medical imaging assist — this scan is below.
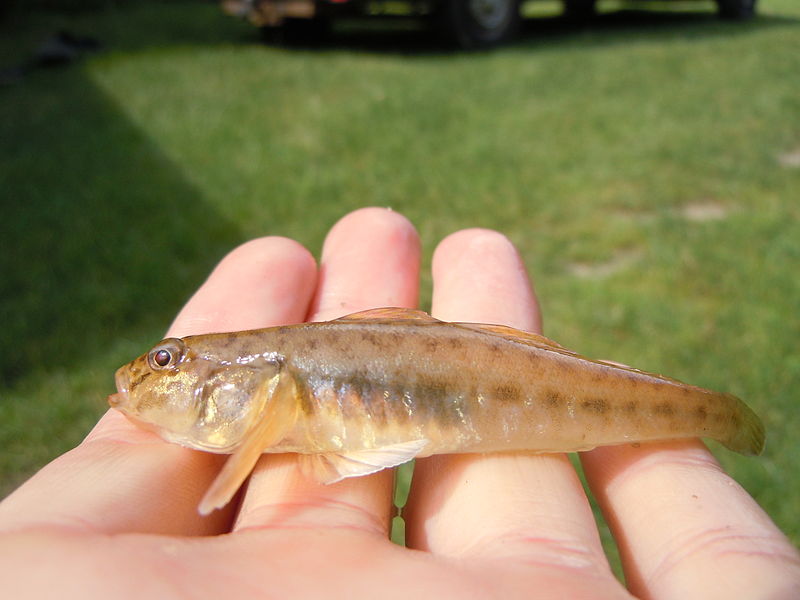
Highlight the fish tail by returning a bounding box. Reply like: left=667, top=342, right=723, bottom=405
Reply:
left=719, top=393, right=766, bottom=456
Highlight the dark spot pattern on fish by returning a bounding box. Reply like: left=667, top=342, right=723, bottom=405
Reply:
left=694, top=405, right=708, bottom=420
left=359, top=330, right=380, bottom=347
left=493, top=383, right=521, bottom=403
left=380, top=331, right=404, bottom=351
left=414, top=374, right=453, bottom=402
left=488, top=342, right=504, bottom=356
left=545, top=390, right=562, bottom=408
left=322, top=330, right=344, bottom=348
left=654, top=402, right=675, bottom=417
left=412, top=374, right=463, bottom=427
left=321, top=330, right=356, bottom=359
left=274, top=327, right=291, bottom=342
left=362, top=329, right=402, bottom=352
left=422, top=337, right=440, bottom=352
left=622, top=400, right=638, bottom=414
left=447, top=337, right=465, bottom=350
left=295, top=377, right=316, bottom=416
left=581, top=398, right=610, bottom=414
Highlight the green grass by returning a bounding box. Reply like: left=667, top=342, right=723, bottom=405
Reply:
left=1, top=0, right=798, bottom=560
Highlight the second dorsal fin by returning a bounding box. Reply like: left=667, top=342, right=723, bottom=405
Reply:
left=333, top=307, right=440, bottom=323
left=453, top=322, right=572, bottom=352
left=333, top=309, right=575, bottom=355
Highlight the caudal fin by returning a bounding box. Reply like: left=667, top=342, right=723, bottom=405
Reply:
left=720, top=394, right=766, bottom=456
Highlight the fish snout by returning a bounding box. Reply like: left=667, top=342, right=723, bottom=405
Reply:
left=114, top=365, right=130, bottom=394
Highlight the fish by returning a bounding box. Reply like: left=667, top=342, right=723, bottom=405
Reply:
left=108, top=307, right=765, bottom=515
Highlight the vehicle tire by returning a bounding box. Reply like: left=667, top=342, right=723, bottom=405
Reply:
left=563, top=0, right=597, bottom=19
left=261, top=17, right=331, bottom=46
left=438, top=0, right=522, bottom=49
left=716, top=0, right=757, bottom=20
left=284, top=17, right=331, bottom=43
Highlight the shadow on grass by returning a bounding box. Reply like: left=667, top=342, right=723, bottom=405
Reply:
left=0, top=66, right=242, bottom=384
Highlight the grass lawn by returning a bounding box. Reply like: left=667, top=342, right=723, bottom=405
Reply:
left=1, top=0, right=798, bottom=560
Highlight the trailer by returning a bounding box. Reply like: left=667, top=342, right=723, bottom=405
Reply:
left=222, top=0, right=758, bottom=49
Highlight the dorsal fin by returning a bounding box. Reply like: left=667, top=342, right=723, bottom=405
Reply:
left=333, top=307, right=439, bottom=323
left=453, top=322, right=572, bottom=352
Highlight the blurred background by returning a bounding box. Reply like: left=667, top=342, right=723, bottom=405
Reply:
left=1, top=0, right=798, bottom=561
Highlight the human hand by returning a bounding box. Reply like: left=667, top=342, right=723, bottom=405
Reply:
left=0, top=207, right=798, bottom=599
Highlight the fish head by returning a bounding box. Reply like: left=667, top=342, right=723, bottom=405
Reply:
left=109, top=337, right=280, bottom=452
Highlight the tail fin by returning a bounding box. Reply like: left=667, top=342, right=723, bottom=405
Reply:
left=720, top=394, right=765, bottom=456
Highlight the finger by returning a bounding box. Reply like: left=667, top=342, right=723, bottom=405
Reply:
left=167, top=237, right=317, bottom=337
left=405, top=230, right=617, bottom=582
left=581, top=440, right=800, bottom=599
left=234, top=207, right=421, bottom=536
left=0, top=237, right=317, bottom=536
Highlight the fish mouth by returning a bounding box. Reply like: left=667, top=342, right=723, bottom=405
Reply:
left=108, top=392, right=127, bottom=409
left=109, top=366, right=130, bottom=410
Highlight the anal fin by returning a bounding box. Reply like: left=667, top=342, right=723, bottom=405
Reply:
left=298, top=439, right=428, bottom=485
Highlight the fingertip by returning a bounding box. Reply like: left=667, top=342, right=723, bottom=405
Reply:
left=168, top=236, right=317, bottom=337
left=310, top=207, right=421, bottom=320
left=321, top=207, right=420, bottom=262
left=433, top=228, right=517, bottom=264
left=431, top=228, right=540, bottom=332
left=212, top=236, right=318, bottom=304
left=221, top=236, right=317, bottom=276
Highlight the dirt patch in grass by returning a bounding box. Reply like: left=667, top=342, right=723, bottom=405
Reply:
left=567, top=248, right=643, bottom=279
left=680, top=201, right=730, bottom=222
left=777, top=148, right=800, bottom=168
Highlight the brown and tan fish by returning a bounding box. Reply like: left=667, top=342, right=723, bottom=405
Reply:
left=108, top=308, right=765, bottom=515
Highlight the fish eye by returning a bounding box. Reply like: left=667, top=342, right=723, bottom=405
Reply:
left=147, top=338, right=186, bottom=370
left=153, top=349, right=172, bottom=367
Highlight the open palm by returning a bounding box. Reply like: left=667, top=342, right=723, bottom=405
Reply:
left=1, top=208, right=797, bottom=599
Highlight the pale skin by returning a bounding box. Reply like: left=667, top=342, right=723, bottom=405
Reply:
left=1, top=207, right=798, bottom=599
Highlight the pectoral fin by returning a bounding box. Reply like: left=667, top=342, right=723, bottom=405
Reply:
left=298, top=439, right=428, bottom=485
left=198, top=371, right=299, bottom=516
